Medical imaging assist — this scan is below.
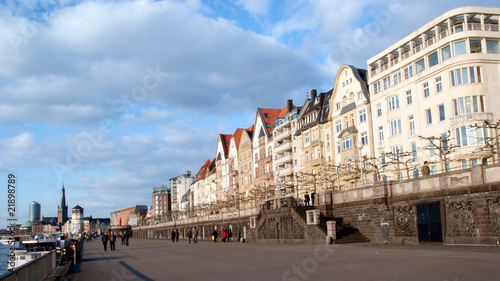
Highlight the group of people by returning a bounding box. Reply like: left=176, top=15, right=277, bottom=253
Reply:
left=171, top=228, right=199, bottom=244
left=101, top=231, right=130, bottom=251
left=304, top=191, right=316, bottom=206
left=212, top=227, right=232, bottom=242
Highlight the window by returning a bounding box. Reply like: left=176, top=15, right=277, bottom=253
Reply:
left=378, top=126, right=384, bottom=146
left=438, top=104, right=445, bottom=121
left=429, top=140, right=435, bottom=156
left=337, top=142, right=340, bottom=154
left=343, top=136, right=352, bottom=150
left=487, top=40, right=500, bottom=53
left=335, top=120, right=342, bottom=132
left=453, top=40, right=467, bottom=56
left=374, top=81, right=381, bottom=94
left=361, top=132, right=368, bottom=145
left=390, top=145, right=403, bottom=159
left=452, top=95, right=485, bottom=116
left=305, top=133, right=310, bottom=143
left=428, top=51, right=439, bottom=67
left=442, top=45, right=452, bottom=61
left=357, top=91, right=363, bottom=100
left=450, top=66, right=481, bottom=87
left=359, top=109, right=367, bottom=123
left=406, top=90, right=412, bottom=105
left=388, top=119, right=402, bottom=137
left=435, top=76, right=442, bottom=93
left=425, top=109, right=432, bottom=125
left=469, top=39, right=482, bottom=53
left=377, top=103, right=382, bottom=117
left=471, top=158, right=478, bottom=166
left=306, top=152, right=309, bottom=161
left=423, top=82, right=429, bottom=98
left=416, top=58, right=426, bottom=73
left=411, top=142, right=417, bottom=162
left=408, top=115, right=415, bottom=137
left=387, top=96, right=400, bottom=111
left=383, top=76, right=391, bottom=90
left=462, top=159, right=468, bottom=169
left=455, top=124, right=488, bottom=147
left=393, top=71, right=402, bottom=85
left=404, top=65, right=413, bottom=79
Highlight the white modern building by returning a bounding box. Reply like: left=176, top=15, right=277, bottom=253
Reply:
left=367, top=6, right=500, bottom=179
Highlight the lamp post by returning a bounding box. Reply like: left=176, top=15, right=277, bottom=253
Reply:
left=356, top=141, right=364, bottom=187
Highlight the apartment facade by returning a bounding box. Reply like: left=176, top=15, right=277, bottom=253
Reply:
left=169, top=171, right=194, bottom=212
left=272, top=100, right=299, bottom=195
left=368, top=6, right=500, bottom=180
left=328, top=65, right=373, bottom=188
left=151, top=184, right=170, bottom=218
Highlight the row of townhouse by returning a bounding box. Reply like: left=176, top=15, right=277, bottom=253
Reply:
left=176, top=6, right=500, bottom=216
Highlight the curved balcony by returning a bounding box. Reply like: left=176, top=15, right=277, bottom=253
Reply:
left=274, top=141, right=292, bottom=153
left=274, top=153, right=292, bottom=166
left=450, top=112, right=493, bottom=126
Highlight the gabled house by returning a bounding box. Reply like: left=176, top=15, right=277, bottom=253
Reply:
left=328, top=65, right=372, bottom=188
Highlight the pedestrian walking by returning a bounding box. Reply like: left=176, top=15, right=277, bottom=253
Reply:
left=212, top=229, right=218, bottom=242
left=228, top=228, right=233, bottom=242
left=175, top=229, right=179, bottom=242
left=304, top=193, right=310, bottom=206
left=124, top=231, right=130, bottom=246
left=193, top=227, right=198, bottom=243
left=311, top=191, right=316, bottom=206
left=121, top=233, right=125, bottom=245
left=222, top=228, right=228, bottom=242
left=421, top=161, right=430, bottom=176
left=102, top=232, right=109, bottom=251
left=171, top=230, right=176, bottom=243
left=187, top=229, right=192, bottom=244
left=109, top=232, right=116, bottom=251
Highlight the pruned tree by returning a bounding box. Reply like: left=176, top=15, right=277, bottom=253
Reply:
left=468, top=120, right=500, bottom=164
left=365, top=155, right=388, bottom=182
left=418, top=130, right=458, bottom=173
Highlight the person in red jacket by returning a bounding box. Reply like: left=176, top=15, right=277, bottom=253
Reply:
left=222, top=228, right=228, bottom=242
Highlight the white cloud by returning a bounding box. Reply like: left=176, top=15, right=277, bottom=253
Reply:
left=237, top=0, right=270, bottom=15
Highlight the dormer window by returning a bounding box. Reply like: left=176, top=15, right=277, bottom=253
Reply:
left=264, top=113, right=269, bottom=118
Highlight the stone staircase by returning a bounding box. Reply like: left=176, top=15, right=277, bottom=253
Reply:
left=335, top=222, right=369, bottom=244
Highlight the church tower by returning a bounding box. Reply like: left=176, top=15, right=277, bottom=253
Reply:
left=58, top=185, right=68, bottom=225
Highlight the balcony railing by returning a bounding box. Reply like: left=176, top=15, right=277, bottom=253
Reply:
left=311, top=158, right=326, bottom=167
left=450, top=112, right=493, bottom=126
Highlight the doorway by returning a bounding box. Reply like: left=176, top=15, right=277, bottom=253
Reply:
left=417, top=202, right=443, bottom=243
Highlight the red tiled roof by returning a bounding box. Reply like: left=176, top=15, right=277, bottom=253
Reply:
left=259, top=108, right=281, bottom=134
left=231, top=128, right=245, bottom=149
left=220, top=134, right=232, bottom=158
left=195, top=159, right=212, bottom=182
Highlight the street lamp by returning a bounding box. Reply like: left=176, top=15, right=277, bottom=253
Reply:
left=356, top=141, right=364, bottom=187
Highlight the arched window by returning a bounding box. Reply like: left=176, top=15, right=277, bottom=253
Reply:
left=342, top=96, right=347, bottom=106
left=349, top=92, right=355, bottom=103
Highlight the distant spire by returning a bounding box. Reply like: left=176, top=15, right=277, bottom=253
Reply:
left=59, top=185, right=67, bottom=208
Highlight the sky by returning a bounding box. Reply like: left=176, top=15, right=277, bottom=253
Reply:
left=0, top=0, right=498, bottom=225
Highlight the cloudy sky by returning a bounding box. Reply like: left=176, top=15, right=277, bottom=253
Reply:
left=1, top=0, right=498, bottom=224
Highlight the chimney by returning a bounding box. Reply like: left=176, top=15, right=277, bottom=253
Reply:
left=287, top=99, right=293, bottom=113
left=311, top=89, right=317, bottom=100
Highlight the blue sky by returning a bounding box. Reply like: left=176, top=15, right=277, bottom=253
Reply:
left=1, top=0, right=498, bottom=225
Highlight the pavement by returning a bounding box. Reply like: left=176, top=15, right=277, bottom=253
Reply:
left=68, top=238, right=500, bottom=281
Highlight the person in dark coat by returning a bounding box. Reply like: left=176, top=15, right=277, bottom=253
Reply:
left=175, top=229, right=179, bottom=242
left=171, top=230, right=176, bottom=243
left=304, top=194, right=310, bottom=206
left=109, top=232, right=116, bottom=251
left=311, top=192, right=316, bottom=206
left=102, top=232, right=109, bottom=251
left=121, top=233, right=125, bottom=245
left=212, top=229, right=218, bottom=242
left=421, top=161, right=430, bottom=176
left=124, top=231, right=130, bottom=246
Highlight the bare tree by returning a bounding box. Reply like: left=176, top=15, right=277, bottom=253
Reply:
left=418, top=130, right=458, bottom=173
left=468, top=120, right=500, bottom=164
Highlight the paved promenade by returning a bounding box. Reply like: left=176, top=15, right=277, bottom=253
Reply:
left=70, top=238, right=500, bottom=281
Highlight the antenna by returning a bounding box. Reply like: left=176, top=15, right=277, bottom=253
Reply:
left=306, top=89, right=309, bottom=99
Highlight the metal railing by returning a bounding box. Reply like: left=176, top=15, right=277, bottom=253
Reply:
left=0, top=250, right=57, bottom=281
